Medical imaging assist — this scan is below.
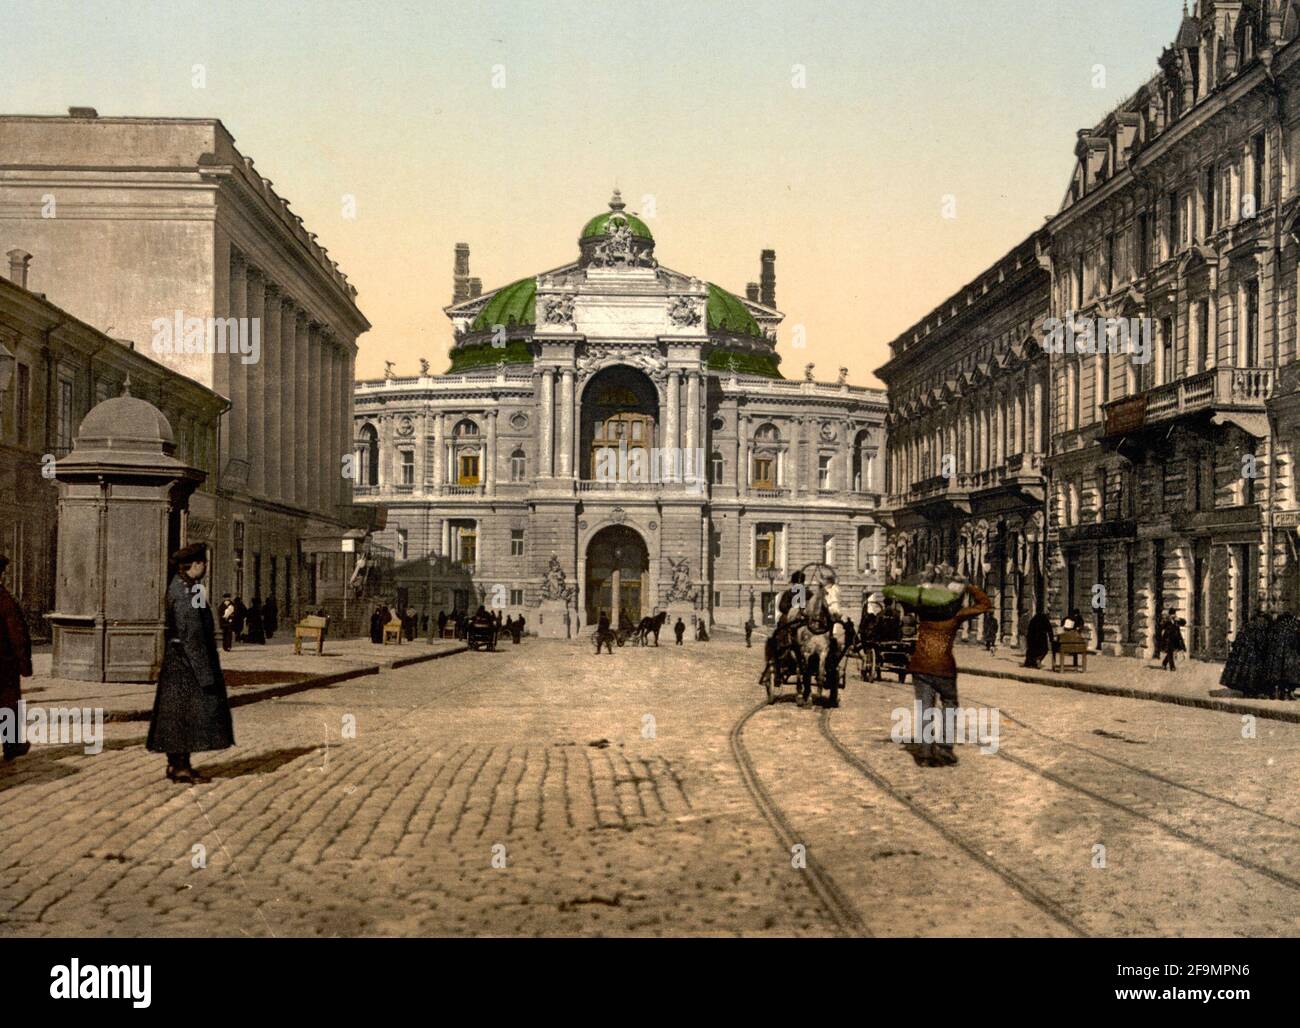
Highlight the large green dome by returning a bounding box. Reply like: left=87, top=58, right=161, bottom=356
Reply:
left=469, top=277, right=536, bottom=332
left=706, top=283, right=762, bottom=337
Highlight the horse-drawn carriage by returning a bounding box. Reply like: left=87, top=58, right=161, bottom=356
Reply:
left=758, top=562, right=850, bottom=707
left=465, top=615, right=498, bottom=651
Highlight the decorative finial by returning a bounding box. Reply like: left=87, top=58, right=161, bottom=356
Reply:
left=122, top=375, right=132, bottom=397
left=608, top=188, right=626, bottom=213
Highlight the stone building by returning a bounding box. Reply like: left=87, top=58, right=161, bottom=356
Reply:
left=353, top=193, right=888, bottom=633
left=1041, top=1, right=1300, bottom=658
left=0, top=252, right=225, bottom=636
left=0, top=110, right=371, bottom=624
left=876, top=231, right=1051, bottom=644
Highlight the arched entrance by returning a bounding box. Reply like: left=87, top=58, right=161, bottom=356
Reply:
left=585, top=525, right=649, bottom=628
left=580, top=365, right=659, bottom=481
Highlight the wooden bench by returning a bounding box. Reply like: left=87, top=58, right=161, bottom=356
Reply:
left=383, top=617, right=404, bottom=644
left=1053, top=630, right=1088, bottom=673
left=294, top=615, right=328, bottom=656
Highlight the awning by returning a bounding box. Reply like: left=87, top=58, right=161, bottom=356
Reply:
left=1211, top=411, right=1269, bottom=438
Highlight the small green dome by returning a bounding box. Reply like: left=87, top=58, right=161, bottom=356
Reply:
left=706, top=283, right=762, bottom=337
left=470, top=277, right=536, bottom=332
left=580, top=210, right=653, bottom=241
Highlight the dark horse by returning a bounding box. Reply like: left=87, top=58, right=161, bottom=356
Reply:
left=635, top=611, right=669, bottom=646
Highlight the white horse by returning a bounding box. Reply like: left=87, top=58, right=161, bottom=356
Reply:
left=795, top=588, right=847, bottom=707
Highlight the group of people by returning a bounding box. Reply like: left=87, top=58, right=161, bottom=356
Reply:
left=379, top=606, right=527, bottom=647
left=1221, top=608, right=1300, bottom=700
left=216, top=594, right=278, bottom=651
left=593, top=612, right=687, bottom=653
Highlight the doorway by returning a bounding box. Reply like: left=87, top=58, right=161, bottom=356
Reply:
left=585, top=525, right=649, bottom=628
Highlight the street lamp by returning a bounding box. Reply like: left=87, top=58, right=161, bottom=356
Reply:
left=0, top=342, right=14, bottom=396
left=763, top=565, right=778, bottom=625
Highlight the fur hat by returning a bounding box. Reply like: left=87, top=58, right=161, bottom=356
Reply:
left=171, top=543, right=207, bottom=566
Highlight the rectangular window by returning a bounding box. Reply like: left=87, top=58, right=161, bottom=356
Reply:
left=510, top=451, right=526, bottom=481
left=1245, top=279, right=1260, bottom=366
left=400, top=449, right=415, bottom=486
left=754, top=523, right=782, bottom=571
left=453, top=523, right=476, bottom=566
left=823, top=534, right=835, bottom=566
left=1203, top=165, right=1216, bottom=238
left=57, top=377, right=74, bottom=452
left=1075, top=254, right=1085, bottom=307
left=510, top=529, right=524, bottom=557
left=818, top=454, right=832, bottom=490
left=15, top=363, right=29, bottom=444
left=458, top=452, right=480, bottom=485
left=509, top=588, right=524, bottom=607
left=396, top=528, right=408, bottom=561
left=1168, top=190, right=1179, bottom=257
left=1136, top=211, right=1149, bottom=275
left=1252, top=133, right=1267, bottom=210
left=753, top=456, right=775, bottom=489
left=1161, top=316, right=1174, bottom=384
left=1106, top=232, right=1116, bottom=292
left=711, top=452, right=724, bottom=485
left=1197, top=299, right=1210, bottom=372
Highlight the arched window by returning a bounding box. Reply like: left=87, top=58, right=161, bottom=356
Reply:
left=355, top=424, right=379, bottom=486
left=754, top=422, right=781, bottom=444
left=453, top=418, right=479, bottom=439
left=752, top=423, right=782, bottom=489
left=510, top=448, right=527, bottom=482
left=453, top=419, right=481, bottom=485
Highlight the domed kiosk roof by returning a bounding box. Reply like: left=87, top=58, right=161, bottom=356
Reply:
left=56, top=381, right=203, bottom=480
left=580, top=189, right=653, bottom=241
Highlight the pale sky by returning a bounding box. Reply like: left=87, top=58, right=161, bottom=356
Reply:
left=2, top=0, right=1188, bottom=385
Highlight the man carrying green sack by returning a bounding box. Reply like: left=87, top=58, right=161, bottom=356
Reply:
left=888, top=563, right=991, bottom=767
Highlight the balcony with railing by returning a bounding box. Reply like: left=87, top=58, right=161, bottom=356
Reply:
left=1103, top=367, right=1272, bottom=437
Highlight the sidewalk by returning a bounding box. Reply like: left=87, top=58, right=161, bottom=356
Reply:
left=20, top=636, right=468, bottom=722
left=955, top=642, right=1300, bottom=723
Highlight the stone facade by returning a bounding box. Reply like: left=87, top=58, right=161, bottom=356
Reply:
left=353, top=195, right=888, bottom=634
left=876, top=232, right=1051, bottom=645
left=0, top=263, right=224, bottom=637
left=0, top=111, right=371, bottom=627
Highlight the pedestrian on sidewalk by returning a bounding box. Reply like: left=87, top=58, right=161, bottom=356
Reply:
left=245, top=598, right=266, bottom=645
left=744, top=617, right=755, bottom=648
left=0, top=555, right=33, bottom=762
left=1160, top=608, right=1186, bottom=671
left=1222, top=607, right=1271, bottom=697
left=983, top=613, right=999, bottom=654
left=901, top=565, right=992, bottom=768
left=674, top=618, right=685, bottom=645
left=218, top=593, right=236, bottom=652
left=1260, top=610, right=1300, bottom=699
left=231, top=597, right=247, bottom=642
left=146, top=544, right=234, bottom=784
left=262, top=596, right=278, bottom=641
left=1024, top=610, right=1053, bottom=669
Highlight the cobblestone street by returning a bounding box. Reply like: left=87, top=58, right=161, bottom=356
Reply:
left=2, top=638, right=1298, bottom=937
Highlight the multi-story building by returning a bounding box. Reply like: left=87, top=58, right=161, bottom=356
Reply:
left=0, top=109, right=371, bottom=623
left=0, top=250, right=225, bottom=635
left=876, top=232, right=1051, bottom=644
left=353, top=193, right=888, bottom=632
left=1042, top=2, right=1300, bottom=658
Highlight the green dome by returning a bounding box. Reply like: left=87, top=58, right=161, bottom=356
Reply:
left=580, top=210, right=653, bottom=241
left=706, top=283, right=762, bottom=337
left=470, top=277, right=536, bottom=332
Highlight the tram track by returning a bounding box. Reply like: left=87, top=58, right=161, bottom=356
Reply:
left=729, top=699, right=872, bottom=937
left=816, top=706, right=1089, bottom=937
left=867, top=674, right=1300, bottom=898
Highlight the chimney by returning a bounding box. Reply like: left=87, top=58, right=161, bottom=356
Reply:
left=6, top=249, right=31, bottom=289
left=453, top=243, right=471, bottom=304
left=760, top=249, right=776, bottom=308
left=745, top=282, right=760, bottom=302
left=468, top=277, right=482, bottom=299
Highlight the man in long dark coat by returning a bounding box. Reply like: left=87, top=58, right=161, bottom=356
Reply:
left=370, top=604, right=386, bottom=644
left=146, top=545, right=234, bottom=783
left=245, top=598, right=266, bottom=644
left=262, top=596, right=278, bottom=640
left=1023, top=611, right=1053, bottom=669
left=0, top=556, right=33, bottom=762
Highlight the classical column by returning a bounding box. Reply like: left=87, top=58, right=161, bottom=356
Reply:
left=245, top=268, right=266, bottom=497
left=793, top=417, right=805, bottom=497
left=666, top=371, right=681, bottom=454
left=228, top=255, right=248, bottom=475
left=262, top=284, right=282, bottom=501
left=1032, top=374, right=1044, bottom=454
left=306, top=324, right=321, bottom=511
left=279, top=298, right=297, bottom=504
left=686, top=371, right=700, bottom=479
left=294, top=313, right=310, bottom=505
left=324, top=336, right=338, bottom=514
left=341, top=348, right=354, bottom=506
left=558, top=369, right=574, bottom=477
left=486, top=409, right=497, bottom=496
left=432, top=411, right=445, bottom=493
left=736, top=414, right=747, bottom=497
left=539, top=369, right=555, bottom=478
